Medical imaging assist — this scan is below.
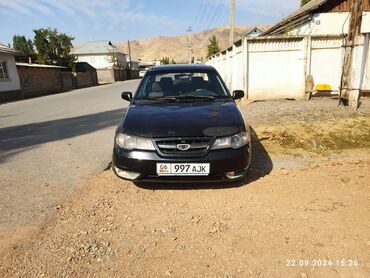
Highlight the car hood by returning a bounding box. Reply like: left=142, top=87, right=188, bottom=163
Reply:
left=120, top=101, right=245, bottom=138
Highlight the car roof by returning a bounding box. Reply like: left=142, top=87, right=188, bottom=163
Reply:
left=148, top=64, right=216, bottom=72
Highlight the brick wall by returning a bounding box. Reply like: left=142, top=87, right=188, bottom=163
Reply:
left=17, top=66, right=63, bottom=97
left=60, top=72, right=75, bottom=91
left=75, top=71, right=98, bottom=88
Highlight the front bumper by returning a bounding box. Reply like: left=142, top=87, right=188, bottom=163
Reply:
left=112, top=144, right=251, bottom=183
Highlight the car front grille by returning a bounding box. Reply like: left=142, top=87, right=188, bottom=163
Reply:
left=154, top=138, right=212, bottom=157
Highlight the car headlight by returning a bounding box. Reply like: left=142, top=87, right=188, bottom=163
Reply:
left=211, top=132, right=249, bottom=150
left=115, top=133, right=155, bottom=150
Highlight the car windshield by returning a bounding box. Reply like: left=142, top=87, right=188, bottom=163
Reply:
left=135, top=71, right=229, bottom=100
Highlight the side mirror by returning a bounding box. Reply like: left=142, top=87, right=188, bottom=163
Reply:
left=121, top=92, right=133, bottom=102
left=232, top=90, right=245, bottom=100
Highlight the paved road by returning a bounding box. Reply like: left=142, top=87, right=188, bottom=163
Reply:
left=0, top=80, right=140, bottom=228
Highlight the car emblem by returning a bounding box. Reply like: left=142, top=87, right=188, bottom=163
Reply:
left=177, top=144, right=191, bottom=151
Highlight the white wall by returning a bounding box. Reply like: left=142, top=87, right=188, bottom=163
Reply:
left=248, top=39, right=305, bottom=100
left=0, top=54, right=21, bottom=92
left=207, top=34, right=369, bottom=101
left=364, top=35, right=370, bottom=90
left=76, top=53, right=127, bottom=69
left=361, top=12, right=370, bottom=33
left=289, top=12, right=350, bottom=36
left=289, top=12, right=370, bottom=36
left=310, top=37, right=344, bottom=91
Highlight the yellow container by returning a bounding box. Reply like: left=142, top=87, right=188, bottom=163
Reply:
left=315, top=84, right=332, bottom=91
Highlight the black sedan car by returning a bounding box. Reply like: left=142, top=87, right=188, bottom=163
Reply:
left=113, top=64, right=251, bottom=183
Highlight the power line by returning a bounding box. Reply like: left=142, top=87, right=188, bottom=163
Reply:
left=214, top=0, right=226, bottom=27
left=198, top=3, right=211, bottom=30
left=202, top=3, right=216, bottom=30
left=207, top=0, right=225, bottom=30
left=192, top=1, right=204, bottom=29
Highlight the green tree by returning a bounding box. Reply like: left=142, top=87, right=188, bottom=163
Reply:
left=33, top=27, right=75, bottom=67
left=171, top=58, right=177, bottom=64
left=207, top=35, right=220, bottom=58
left=161, top=57, right=170, bottom=65
left=12, top=35, right=34, bottom=56
left=301, top=0, right=311, bottom=6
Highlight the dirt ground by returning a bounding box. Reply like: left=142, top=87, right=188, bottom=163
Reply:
left=1, top=98, right=369, bottom=277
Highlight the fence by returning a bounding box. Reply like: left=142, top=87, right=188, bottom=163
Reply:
left=207, top=34, right=370, bottom=101
left=17, top=65, right=99, bottom=98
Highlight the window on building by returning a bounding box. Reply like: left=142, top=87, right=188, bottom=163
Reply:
left=0, top=61, right=9, bottom=80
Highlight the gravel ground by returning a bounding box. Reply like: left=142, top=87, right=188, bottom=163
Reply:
left=240, top=97, right=370, bottom=129
left=0, top=152, right=369, bottom=277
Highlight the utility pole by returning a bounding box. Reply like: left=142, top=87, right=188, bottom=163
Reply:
left=127, top=40, right=132, bottom=69
left=230, top=0, right=235, bottom=45
left=339, top=0, right=363, bottom=110
left=187, top=26, right=193, bottom=64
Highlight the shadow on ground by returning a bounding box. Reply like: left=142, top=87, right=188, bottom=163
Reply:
left=0, top=108, right=126, bottom=162
left=134, top=127, right=273, bottom=190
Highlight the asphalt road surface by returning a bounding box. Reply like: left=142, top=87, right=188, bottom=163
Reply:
left=0, top=80, right=140, bottom=229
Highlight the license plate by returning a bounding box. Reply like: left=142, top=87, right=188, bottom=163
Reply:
left=156, top=163, right=210, bottom=176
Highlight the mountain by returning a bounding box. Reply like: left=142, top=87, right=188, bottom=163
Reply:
left=117, top=25, right=271, bottom=63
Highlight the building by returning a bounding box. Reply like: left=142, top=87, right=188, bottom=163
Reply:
left=72, top=41, right=127, bottom=84
left=263, top=0, right=370, bottom=36
left=0, top=44, right=22, bottom=101
left=245, top=27, right=265, bottom=38
left=72, top=40, right=127, bottom=69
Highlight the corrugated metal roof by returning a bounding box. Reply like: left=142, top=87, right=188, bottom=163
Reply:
left=0, top=43, right=20, bottom=55
left=16, top=63, right=67, bottom=69
left=263, top=0, right=330, bottom=35
left=72, top=40, right=126, bottom=55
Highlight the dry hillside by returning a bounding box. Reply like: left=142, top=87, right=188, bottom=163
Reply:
left=117, top=25, right=270, bottom=63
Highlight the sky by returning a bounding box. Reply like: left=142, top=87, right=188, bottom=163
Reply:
left=0, top=0, right=300, bottom=46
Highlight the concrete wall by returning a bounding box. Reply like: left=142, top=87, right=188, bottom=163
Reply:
left=364, top=35, right=370, bottom=91
left=248, top=38, right=306, bottom=100
left=0, top=54, right=22, bottom=100
left=207, top=34, right=369, bottom=101
left=96, top=69, right=115, bottom=84
left=288, top=12, right=370, bottom=36
left=76, top=53, right=127, bottom=69
left=96, top=68, right=138, bottom=84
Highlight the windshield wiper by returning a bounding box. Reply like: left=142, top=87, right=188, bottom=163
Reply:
left=137, top=97, right=179, bottom=102
left=173, top=95, right=215, bottom=101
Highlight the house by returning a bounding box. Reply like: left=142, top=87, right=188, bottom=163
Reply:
left=263, top=0, right=370, bottom=36
left=72, top=41, right=127, bottom=84
left=72, top=40, right=127, bottom=69
left=245, top=27, right=265, bottom=38
left=0, top=44, right=22, bottom=101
